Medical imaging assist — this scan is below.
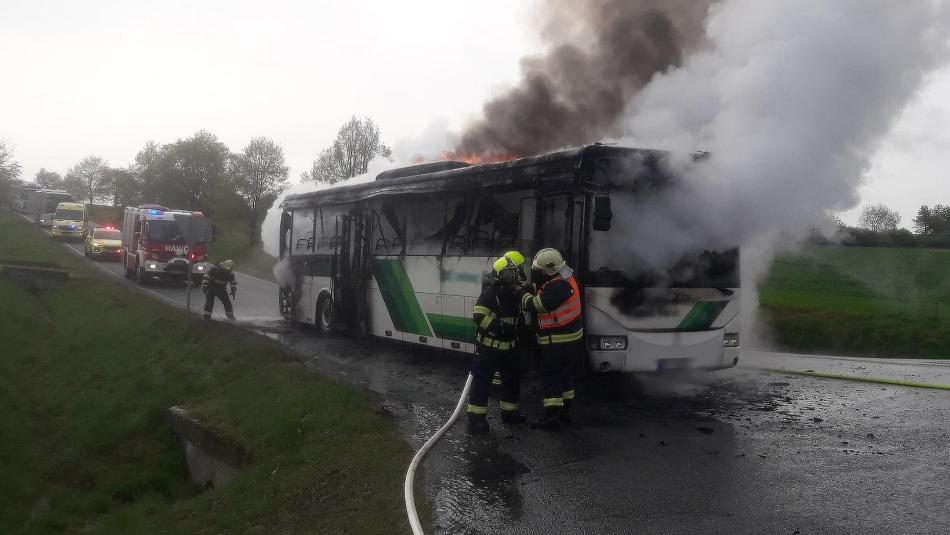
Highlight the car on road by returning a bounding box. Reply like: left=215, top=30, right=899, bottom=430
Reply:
left=84, top=227, right=122, bottom=260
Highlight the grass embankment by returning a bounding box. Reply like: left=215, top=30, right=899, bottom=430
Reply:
left=0, top=209, right=414, bottom=533
left=759, top=245, right=950, bottom=358
left=206, top=215, right=277, bottom=282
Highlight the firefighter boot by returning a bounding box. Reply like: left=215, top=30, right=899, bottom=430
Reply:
left=560, top=399, right=573, bottom=424
left=500, top=410, right=527, bottom=425
left=530, top=407, right=562, bottom=430
left=467, top=414, right=490, bottom=435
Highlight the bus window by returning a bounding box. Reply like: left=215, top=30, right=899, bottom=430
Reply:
left=519, top=197, right=536, bottom=254
left=569, top=199, right=583, bottom=266
left=292, top=209, right=315, bottom=254
left=468, top=191, right=522, bottom=256
left=372, top=200, right=405, bottom=255
left=314, top=206, right=345, bottom=253
left=539, top=195, right=568, bottom=253
left=444, top=196, right=469, bottom=254
left=405, top=198, right=446, bottom=255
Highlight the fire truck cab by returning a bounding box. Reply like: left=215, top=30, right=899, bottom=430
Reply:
left=121, top=204, right=212, bottom=285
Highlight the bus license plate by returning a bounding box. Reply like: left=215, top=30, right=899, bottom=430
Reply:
left=657, top=358, right=690, bottom=371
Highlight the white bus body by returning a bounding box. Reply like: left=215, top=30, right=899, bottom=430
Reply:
left=279, top=146, right=740, bottom=373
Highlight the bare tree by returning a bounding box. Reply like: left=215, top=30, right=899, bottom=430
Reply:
left=234, top=137, right=289, bottom=244
left=64, top=155, right=111, bottom=203
left=858, top=203, right=901, bottom=232
left=34, top=168, right=63, bottom=189
left=302, top=116, right=391, bottom=183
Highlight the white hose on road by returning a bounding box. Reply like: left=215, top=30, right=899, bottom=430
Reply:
left=404, top=372, right=473, bottom=535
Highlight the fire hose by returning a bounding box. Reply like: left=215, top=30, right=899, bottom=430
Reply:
left=404, top=372, right=473, bottom=535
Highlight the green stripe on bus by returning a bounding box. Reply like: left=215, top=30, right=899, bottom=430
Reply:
left=373, top=259, right=432, bottom=336
left=677, top=301, right=729, bottom=330
left=427, top=313, right=474, bottom=343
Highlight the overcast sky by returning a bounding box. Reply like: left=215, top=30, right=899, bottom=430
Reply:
left=2, top=0, right=947, bottom=226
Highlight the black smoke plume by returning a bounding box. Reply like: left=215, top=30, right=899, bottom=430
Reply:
left=453, top=0, right=711, bottom=159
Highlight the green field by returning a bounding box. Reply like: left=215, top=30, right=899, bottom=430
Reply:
left=0, top=210, right=416, bottom=534
left=759, top=245, right=950, bottom=358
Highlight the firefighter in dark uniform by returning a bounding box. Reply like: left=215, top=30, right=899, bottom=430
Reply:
left=467, top=251, right=529, bottom=435
left=520, top=248, right=583, bottom=429
left=202, top=259, right=237, bottom=321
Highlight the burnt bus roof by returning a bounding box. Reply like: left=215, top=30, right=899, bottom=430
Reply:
left=281, top=144, right=672, bottom=209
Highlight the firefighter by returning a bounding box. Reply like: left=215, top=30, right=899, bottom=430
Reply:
left=519, top=248, right=583, bottom=429
left=467, top=250, right=528, bottom=435
left=202, top=259, right=237, bottom=321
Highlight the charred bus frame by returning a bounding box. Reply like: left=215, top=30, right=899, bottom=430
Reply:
left=278, top=144, right=741, bottom=373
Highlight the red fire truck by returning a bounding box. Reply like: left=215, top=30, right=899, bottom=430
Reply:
left=121, top=204, right=212, bottom=285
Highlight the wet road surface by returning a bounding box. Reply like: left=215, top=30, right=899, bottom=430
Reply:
left=57, top=237, right=950, bottom=534
left=60, top=239, right=280, bottom=323
left=270, top=331, right=949, bottom=535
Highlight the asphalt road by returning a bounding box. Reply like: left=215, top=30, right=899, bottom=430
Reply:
left=60, top=239, right=282, bottom=323
left=56, top=236, right=950, bottom=535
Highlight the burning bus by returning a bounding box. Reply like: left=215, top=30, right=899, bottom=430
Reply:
left=277, top=145, right=740, bottom=373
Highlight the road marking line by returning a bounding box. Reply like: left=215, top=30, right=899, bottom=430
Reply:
left=758, top=367, right=950, bottom=391
left=748, top=351, right=950, bottom=368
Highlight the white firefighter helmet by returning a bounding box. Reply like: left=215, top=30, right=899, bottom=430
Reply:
left=532, top=248, right=565, bottom=276
left=223, top=259, right=234, bottom=271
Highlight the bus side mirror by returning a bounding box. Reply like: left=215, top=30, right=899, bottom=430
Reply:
left=593, top=196, right=612, bottom=231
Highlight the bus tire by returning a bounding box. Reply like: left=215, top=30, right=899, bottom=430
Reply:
left=316, top=294, right=334, bottom=334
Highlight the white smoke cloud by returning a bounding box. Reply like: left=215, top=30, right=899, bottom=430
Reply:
left=612, top=0, right=950, bottom=271
left=259, top=156, right=402, bottom=256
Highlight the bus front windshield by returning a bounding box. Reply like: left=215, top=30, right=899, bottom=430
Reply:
left=586, top=193, right=739, bottom=289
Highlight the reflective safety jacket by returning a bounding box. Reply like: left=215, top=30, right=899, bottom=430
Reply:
left=202, top=264, right=236, bottom=293
left=473, top=284, right=521, bottom=351
left=521, top=275, right=584, bottom=345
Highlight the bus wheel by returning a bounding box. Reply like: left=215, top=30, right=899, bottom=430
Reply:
left=316, top=295, right=334, bottom=334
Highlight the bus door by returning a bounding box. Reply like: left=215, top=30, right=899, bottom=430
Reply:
left=537, top=194, right=584, bottom=268
left=277, top=210, right=294, bottom=317
left=332, top=214, right=352, bottom=331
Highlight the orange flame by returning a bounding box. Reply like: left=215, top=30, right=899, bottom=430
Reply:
left=411, top=151, right=520, bottom=165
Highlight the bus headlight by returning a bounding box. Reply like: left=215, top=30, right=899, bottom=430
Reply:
left=589, top=335, right=627, bottom=351
left=723, top=333, right=740, bottom=347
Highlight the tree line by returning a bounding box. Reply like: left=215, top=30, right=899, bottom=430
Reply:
left=816, top=203, right=950, bottom=249
left=4, top=132, right=290, bottom=245
left=2, top=116, right=391, bottom=245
